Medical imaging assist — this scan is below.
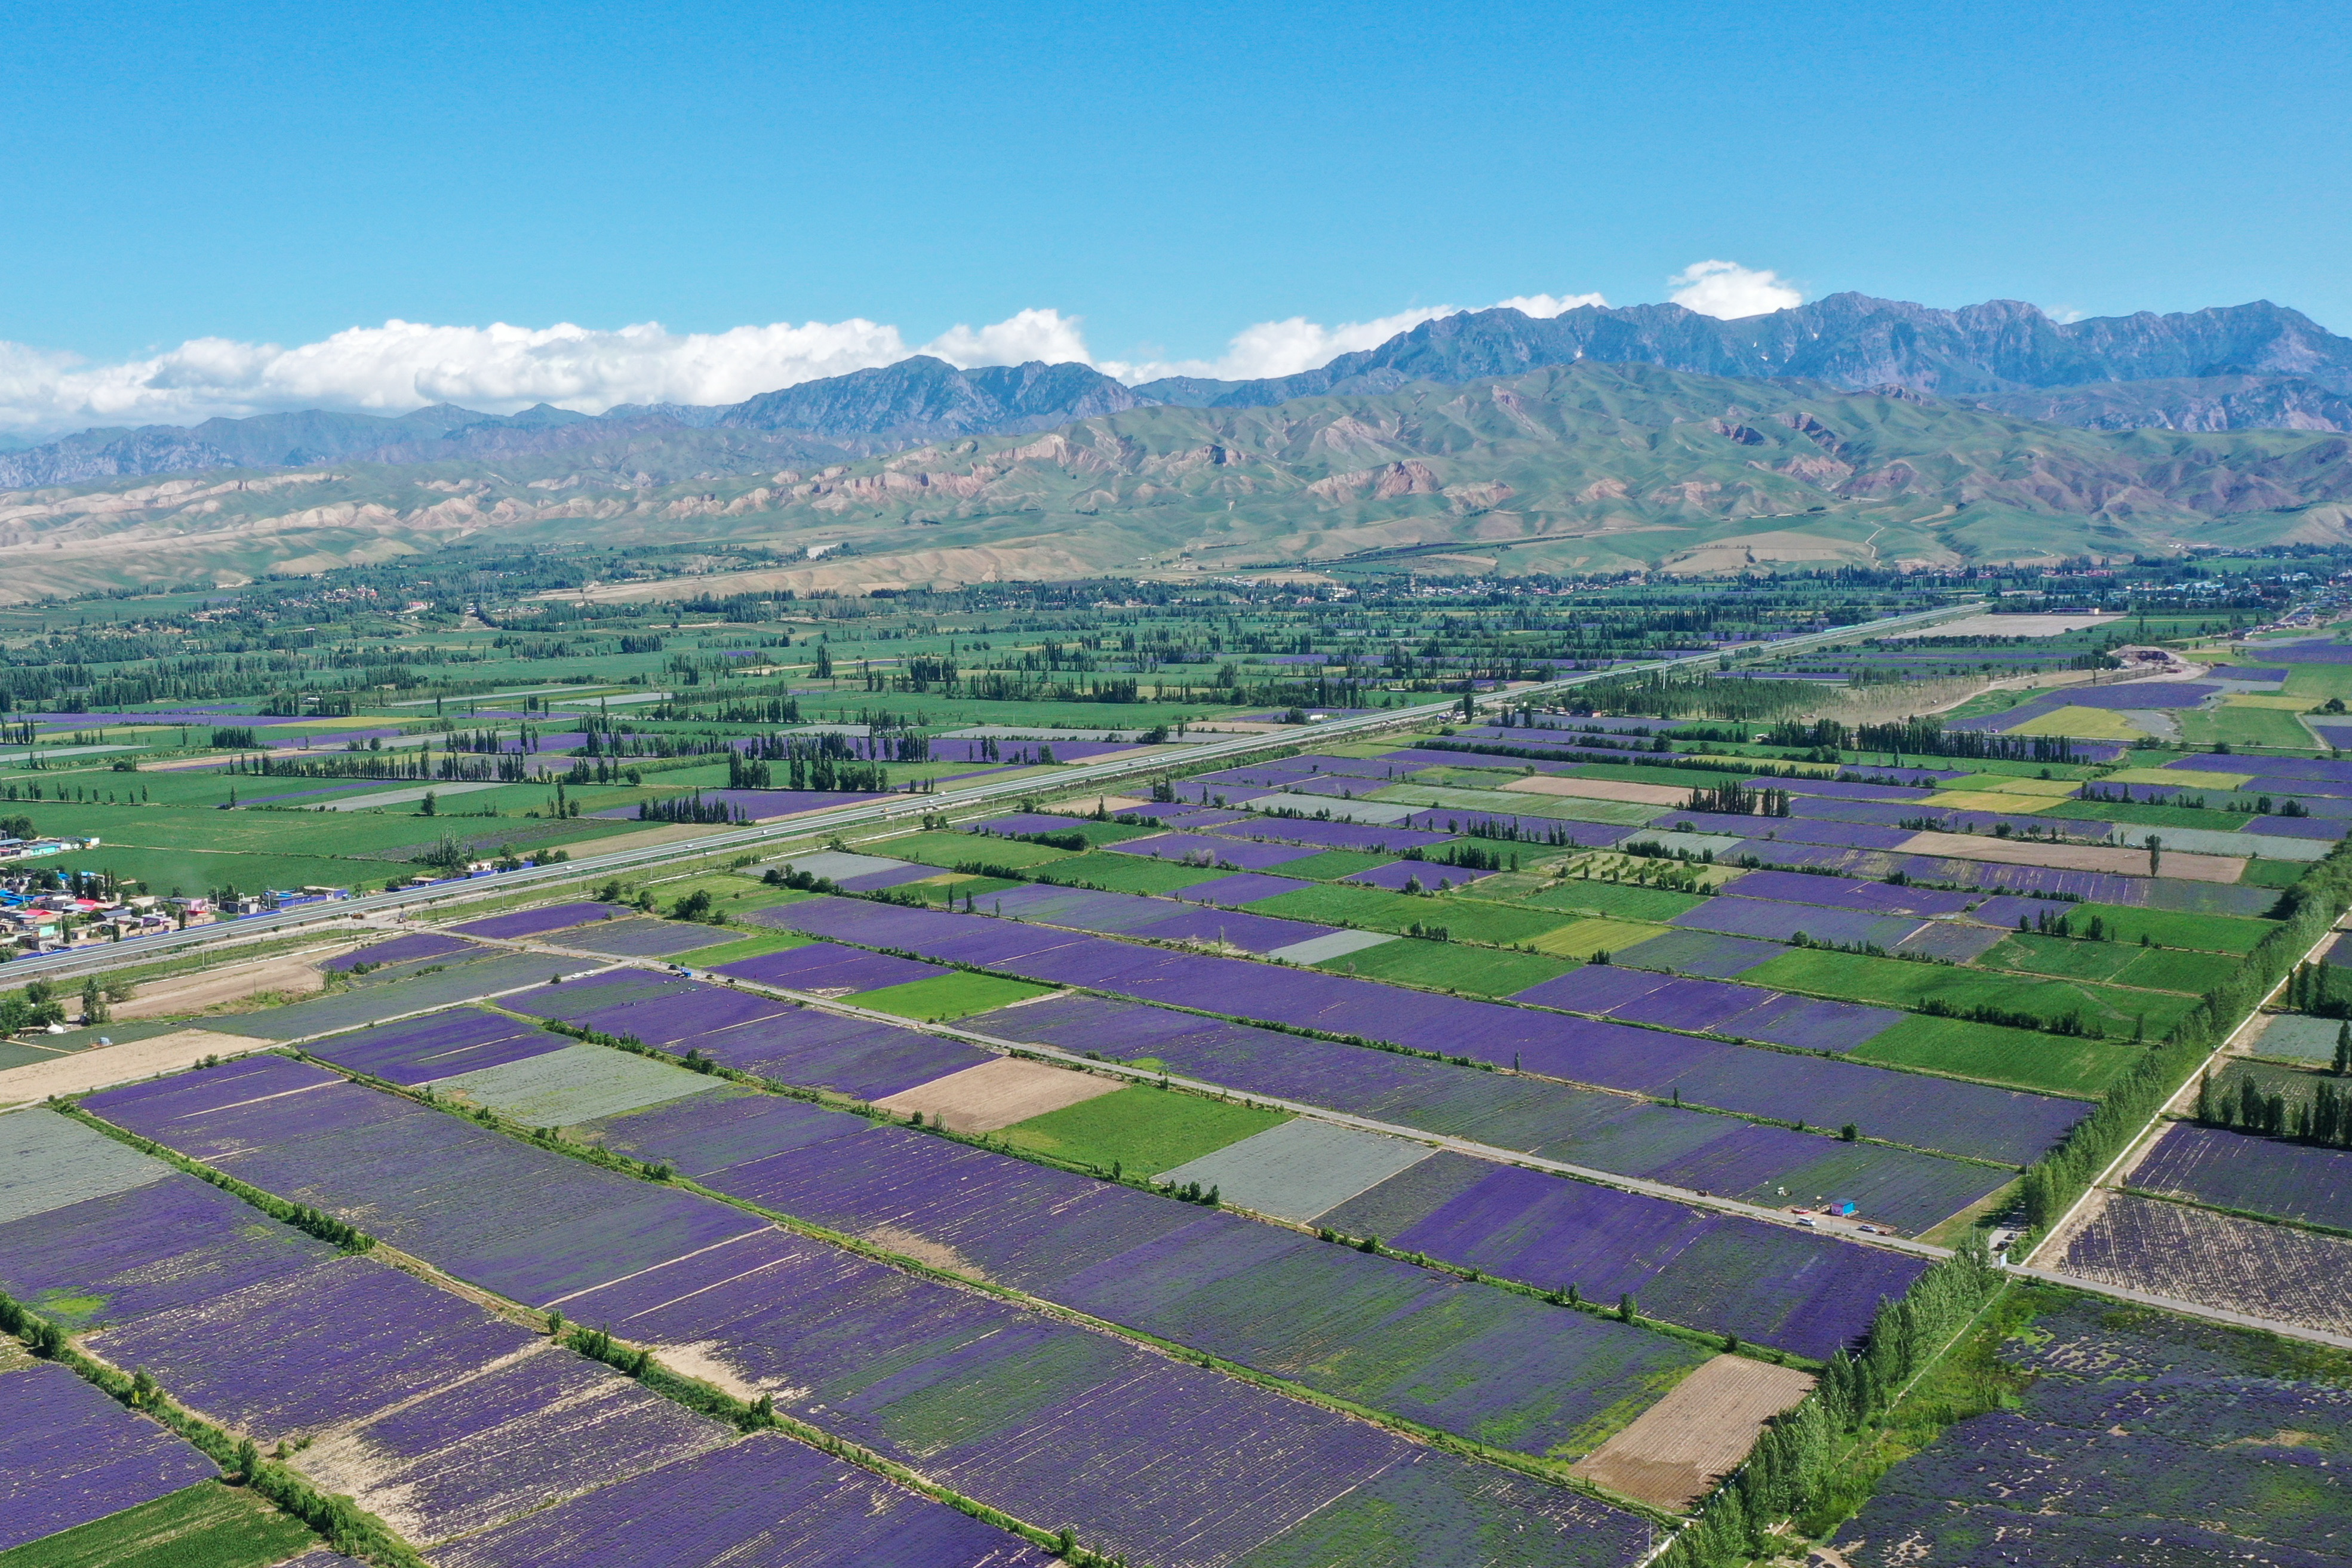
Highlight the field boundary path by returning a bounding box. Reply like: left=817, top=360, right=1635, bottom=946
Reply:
left=3, top=599, right=1987, bottom=985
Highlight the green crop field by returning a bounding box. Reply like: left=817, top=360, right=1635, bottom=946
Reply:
left=0, top=1483, right=315, bottom=1568
left=1031, top=853, right=1227, bottom=894
left=1312, top=937, right=1574, bottom=997
left=1741, top=948, right=2203, bottom=1039
left=999, top=1083, right=1290, bottom=1175
left=2065, top=903, right=2276, bottom=954
left=1510, top=879, right=1708, bottom=922
left=1266, top=849, right=1400, bottom=881
left=851, top=971, right=1051, bottom=1022
left=877, top=831, right=1074, bottom=869
left=1522, top=917, right=1671, bottom=960
left=2042, top=798, right=2258, bottom=832
left=1846, top=1014, right=2135, bottom=1098
left=2176, top=705, right=2319, bottom=749
left=2241, top=856, right=2310, bottom=890
left=1249, top=883, right=1570, bottom=945
left=673, top=928, right=813, bottom=967
left=1978, top=933, right=2147, bottom=983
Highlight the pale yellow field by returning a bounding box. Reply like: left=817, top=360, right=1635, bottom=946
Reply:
left=1523, top=918, right=1671, bottom=960
left=2007, top=705, right=2152, bottom=742
left=1926, top=791, right=2056, bottom=814
left=2107, top=767, right=2253, bottom=790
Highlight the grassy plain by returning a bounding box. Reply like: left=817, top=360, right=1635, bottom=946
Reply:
left=1846, top=1014, right=2134, bottom=1097
left=853, top=971, right=1052, bottom=1022
left=1311, top=938, right=1575, bottom=997
left=998, top=1083, right=1290, bottom=1174
left=1740, top=949, right=2202, bottom=1038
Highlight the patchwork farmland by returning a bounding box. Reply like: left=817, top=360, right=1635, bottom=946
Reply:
left=6, top=576, right=2352, bottom=1567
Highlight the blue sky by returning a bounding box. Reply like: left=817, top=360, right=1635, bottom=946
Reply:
left=2, top=1, right=2342, bottom=432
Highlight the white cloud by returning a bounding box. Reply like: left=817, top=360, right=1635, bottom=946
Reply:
left=1666, top=260, right=1803, bottom=319
left=921, top=308, right=1095, bottom=370
left=1101, top=291, right=1610, bottom=384
left=0, top=284, right=1622, bottom=438
left=1492, top=292, right=1609, bottom=319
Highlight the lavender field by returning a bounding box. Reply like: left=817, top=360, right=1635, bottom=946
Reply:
left=973, top=994, right=2010, bottom=1232
left=0, top=1359, right=220, bottom=1551
left=428, top=1434, right=1059, bottom=1568
left=2061, top=1193, right=2352, bottom=1337
left=761, top=897, right=2078, bottom=1169
left=2130, top=1123, right=2352, bottom=1232
left=1840, top=1294, right=2352, bottom=1566
left=580, top=1081, right=1712, bottom=1453
left=85, top=1061, right=770, bottom=1307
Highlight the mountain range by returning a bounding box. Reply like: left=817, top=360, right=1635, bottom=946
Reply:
left=7, top=358, right=2350, bottom=605
left=8, top=294, right=2352, bottom=493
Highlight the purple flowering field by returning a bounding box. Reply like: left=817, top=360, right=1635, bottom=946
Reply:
left=1210, top=815, right=1457, bottom=852
left=559, top=1228, right=1431, bottom=1568
left=2129, top=1123, right=2352, bottom=1232
left=431, top=1433, right=1057, bottom=1568
left=1133, top=906, right=1338, bottom=952
left=762, top=896, right=2065, bottom=1166
left=976, top=883, right=1202, bottom=931
left=2062, top=1193, right=2352, bottom=1337
left=0, top=1360, right=220, bottom=1551
left=96, top=1253, right=537, bottom=1441
left=1672, top=895, right=1926, bottom=949
left=484, top=967, right=686, bottom=1020
left=1719, top=870, right=1975, bottom=918
left=549, top=917, right=739, bottom=958
left=1326, top=1154, right=1921, bottom=1359
left=1839, top=1295, right=2352, bottom=1566
left=644, top=1096, right=1711, bottom=1449
left=973, top=995, right=2009, bottom=1232
left=712, top=941, right=949, bottom=994
left=692, top=1006, right=993, bottom=1099
left=88, top=1065, right=771, bottom=1308
left=307, top=1345, right=736, bottom=1549
left=1615, top=929, right=1784, bottom=977
left=304, top=1008, right=560, bottom=1086
left=585, top=1089, right=866, bottom=1178
left=1516, top=970, right=1901, bottom=1053
left=324, top=930, right=477, bottom=970
left=1178, top=871, right=1318, bottom=905
left=0, top=1167, right=339, bottom=1331
left=452, top=902, right=631, bottom=939
left=1714, top=992, right=1907, bottom=1053
left=564, top=983, right=794, bottom=1045
left=1109, top=833, right=1323, bottom=869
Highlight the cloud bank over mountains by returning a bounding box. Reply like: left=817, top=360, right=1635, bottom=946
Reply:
left=0, top=263, right=1795, bottom=439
